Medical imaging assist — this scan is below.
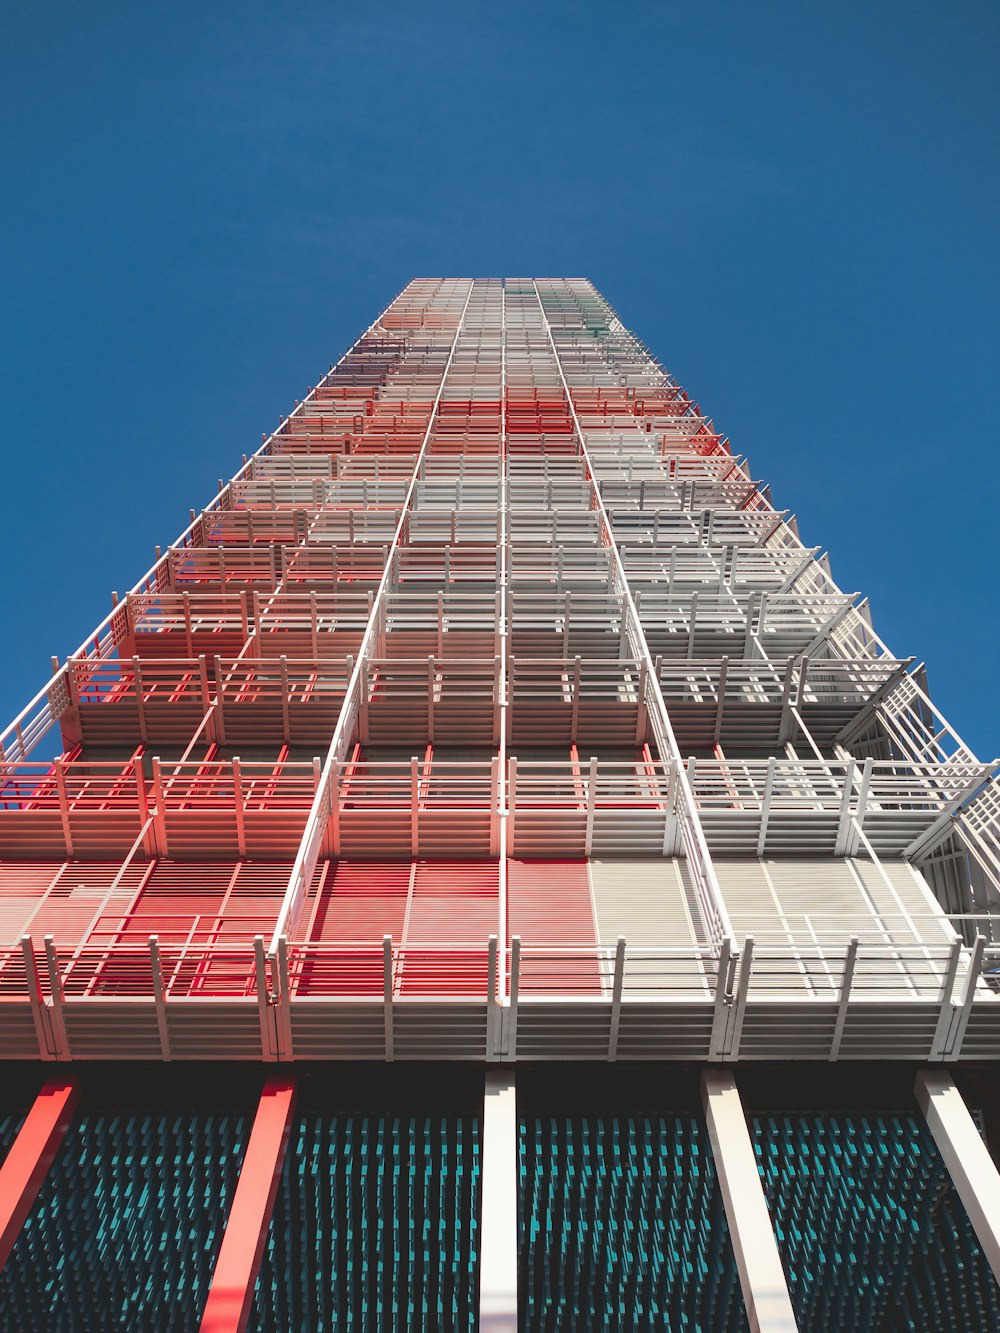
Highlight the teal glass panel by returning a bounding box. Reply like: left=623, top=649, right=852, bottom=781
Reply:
left=251, top=1113, right=480, bottom=1332
left=753, top=1113, right=1000, bottom=1332
left=519, top=1114, right=748, bottom=1332
left=0, top=1110, right=247, bottom=1331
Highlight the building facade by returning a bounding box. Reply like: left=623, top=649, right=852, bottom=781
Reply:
left=1, top=278, right=999, bottom=1330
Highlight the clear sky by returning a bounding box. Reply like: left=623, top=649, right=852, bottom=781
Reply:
left=1, top=1, right=997, bottom=756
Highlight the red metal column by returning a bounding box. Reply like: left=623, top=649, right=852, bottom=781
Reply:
left=0, top=1076, right=79, bottom=1269
left=199, top=1075, right=296, bottom=1333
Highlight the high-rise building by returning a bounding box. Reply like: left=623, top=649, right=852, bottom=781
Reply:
left=1, top=278, right=999, bottom=1331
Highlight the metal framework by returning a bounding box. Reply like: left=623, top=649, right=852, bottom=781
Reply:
left=199, top=1075, right=297, bottom=1333
left=1, top=277, right=999, bottom=1065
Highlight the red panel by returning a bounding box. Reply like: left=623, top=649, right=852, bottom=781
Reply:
left=398, top=861, right=499, bottom=997
left=306, top=861, right=410, bottom=944
left=506, top=859, right=601, bottom=996
left=0, top=862, right=65, bottom=950
left=506, top=860, right=595, bottom=946
left=199, top=1076, right=296, bottom=1333
left=121, top=861, right=234, bottom=932
left=0, top=1078, right=79, bottom=1270
left=405, top=862, right=499, bottom=944
left=0, top=860, right=152, bottom=953
left=295, top=861, right=410, bottom=996
left=98, top=860, right=289, bottom=943
left=298, top=861, right=499, bottom=997
left=71, top=860, right=289, bottom=999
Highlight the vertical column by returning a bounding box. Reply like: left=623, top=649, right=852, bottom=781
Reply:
left=199, top=1076, right=297, bottom=1333
left=915, top=1070, right=1000, bottom=1282
left=0, top=1076, right=79, bottom=1269
left=497, top=278, right=509, bottom=976
left=479, top=1070, right=518, bottom=1331
left=701, top=1071, right=798, bottom=1333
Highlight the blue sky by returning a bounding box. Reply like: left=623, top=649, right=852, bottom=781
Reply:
left=1, top=1, right=997, bottom=756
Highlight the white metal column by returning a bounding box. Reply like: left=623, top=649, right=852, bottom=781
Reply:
left=915, top=1070, right=1000, bottom=1282
left=479, top=1070, right=518, bottom=1331
left=701, top=1071, right=798, bottom=1333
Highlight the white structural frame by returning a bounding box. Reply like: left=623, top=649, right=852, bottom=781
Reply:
left=915, top=1070, right=1000, bottom=1284
left=2, top=278, right=1000, bottom=1068
left=478, top=1070, right=519, bottom=1332
left=702, top=1071, right=799, bottom=1332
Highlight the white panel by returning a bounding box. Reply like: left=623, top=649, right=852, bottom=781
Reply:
left=713, top=857, right=958, bottom=997
left=589, top=858, right=711, bottom=997
left=589, top=858, right=705, bottom=948
left=852, top=858, right=957, bottom=945
left=716, top=857, right=954, bottom=948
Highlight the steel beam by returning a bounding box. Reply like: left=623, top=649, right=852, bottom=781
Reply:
left=0, top=1076, right=79, bottom=1270
left=915, top=1070, right=1000, bottom=1282
left=199, top=1075, right=297, bottom=1333
left=479, top=1070, right=518, bottom=1332
left=701, top=1071, right=798, bottom=1332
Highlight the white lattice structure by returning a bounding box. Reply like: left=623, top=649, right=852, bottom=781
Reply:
left=0, top=277, right=998, bottom=1065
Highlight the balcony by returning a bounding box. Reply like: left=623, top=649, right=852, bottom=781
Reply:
left=658, top=656, right=912, bottom=751
left=688, top=758, right=993, bottom=857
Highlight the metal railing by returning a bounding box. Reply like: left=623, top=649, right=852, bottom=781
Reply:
left=0, top=929, right=992, bottom=1063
